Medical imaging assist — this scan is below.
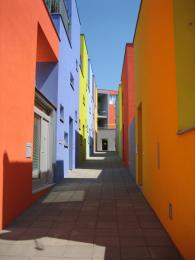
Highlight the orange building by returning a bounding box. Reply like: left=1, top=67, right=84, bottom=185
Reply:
left=97, top=89, right=118, bottom=151
left=121, top=44, right=136, bottom=178
left=134, top=0, right=195, bottom=259
left=0, top=0, right=59, bottom=229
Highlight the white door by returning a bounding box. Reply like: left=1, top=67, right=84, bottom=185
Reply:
left=32, top=114, right=41, bottom=178
left=40, top=118, right=49, bottom=173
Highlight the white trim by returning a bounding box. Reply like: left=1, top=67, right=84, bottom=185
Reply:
left=34, top=106, right=51, bottom=122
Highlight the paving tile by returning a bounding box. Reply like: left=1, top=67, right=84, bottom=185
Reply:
left=63, top=244, right=93, bottom=258
left=121, top=246, right=151, bottom=258
left=149, top=246, right=183, bottom=259
left=0, top=153, right=182, bottom=260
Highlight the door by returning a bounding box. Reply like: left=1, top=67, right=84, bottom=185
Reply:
left=102, top=139, right=108, bottom=151
left=69, top=117, right=73, bottom=170
left=137, top=104, right=143, bottom=185
left=32, top=114, right=41, bottom=178
left=41, top=118, right=49, bottom=173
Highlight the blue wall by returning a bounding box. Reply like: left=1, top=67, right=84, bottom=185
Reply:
left=52, top=0, right=80, bottom=182
left=36, top=62, right=58, bottom=107
left=87, top=62, right=94, bottom=157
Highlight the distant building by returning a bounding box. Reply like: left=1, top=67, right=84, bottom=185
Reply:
left=79, top=35, right=88, bottom=163
left=96, top=89, right=118, bottom=152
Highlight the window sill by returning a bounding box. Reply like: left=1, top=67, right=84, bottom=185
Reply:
left=177, top=126, right=195, bottom=135
left=32, top=183, right=55, bottom=195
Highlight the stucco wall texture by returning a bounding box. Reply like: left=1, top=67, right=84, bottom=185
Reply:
left=97, top=129, right=116, bottom=152
left=0, top=0, right=59, bottom=229
left=134, top=0, right=195, bottom=259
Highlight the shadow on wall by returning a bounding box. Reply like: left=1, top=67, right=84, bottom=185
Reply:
left=2, top=153, right=53, bottom=229
left=128, top=118, right=136, bottom=180
left=75, top=130, right=79, bottom=168
left=89, top=136, right=94, bottom=157
left=77, top=132, right=87, bottom=165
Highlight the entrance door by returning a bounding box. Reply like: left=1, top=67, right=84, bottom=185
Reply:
left=137, top=104, right=143, bottom=185
left=41, top=118, right=49, bottom=173
left=69, top=117, right=73, bottom=170
left=33, top=114, right=41, bottom=178
left=102, top=139, right=108, bottom=151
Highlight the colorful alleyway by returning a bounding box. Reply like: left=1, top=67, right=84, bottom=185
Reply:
left=0, top=153, right=182, bottom=260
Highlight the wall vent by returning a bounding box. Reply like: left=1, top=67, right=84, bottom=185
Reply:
left=169, top=203, right=173, bottom=220
left=157, top=142, right=160, bottom=169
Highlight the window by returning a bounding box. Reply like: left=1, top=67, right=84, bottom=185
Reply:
left=60, top=104, right=64, bottom=122
left=76, top=59, right=78, bottom=72
left=83, top=95, right=85, bottom=106
left=33, top=114, right=41, bottom=179
left=80, top=55, right=83, bottom=72
left=79, top=119, right=81, bottom=130
left=109, top=95, right=117, bottom=105
left=75, top=110, right=78, bottom=123
left=64, top=132, right=68, bottom=148
left=70, top=73, right=74, bottom=89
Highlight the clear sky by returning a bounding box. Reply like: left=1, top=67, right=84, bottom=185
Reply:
left=76, top=0, right=141, bottom=90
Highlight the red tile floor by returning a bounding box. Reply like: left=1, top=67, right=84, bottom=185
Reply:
left=0, top=153, right=183, bottom=259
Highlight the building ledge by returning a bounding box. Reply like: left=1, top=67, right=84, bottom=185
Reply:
left=177, top=126, right=195, bottom=135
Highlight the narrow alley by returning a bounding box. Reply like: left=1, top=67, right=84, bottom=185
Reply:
left=0, top=153, right=182, bottom=260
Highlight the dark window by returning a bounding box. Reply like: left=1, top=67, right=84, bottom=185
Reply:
left=60, top=104, right=64, bottom=122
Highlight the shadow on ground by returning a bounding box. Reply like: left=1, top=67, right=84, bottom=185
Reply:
left=0, top=152, right=183, bottom=260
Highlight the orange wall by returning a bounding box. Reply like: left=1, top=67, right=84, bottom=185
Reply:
left=134, top=1, right=195, bottom=259
left=121, top=44, right=135, bottom=167
left=0, top=0, right=59, bottom=229
left=109, top=104, right=116, bottom=128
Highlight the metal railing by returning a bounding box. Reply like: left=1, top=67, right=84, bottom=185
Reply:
left=98, top=109, right=108, bottom=117
left=45, top=0, right=71, bottom=41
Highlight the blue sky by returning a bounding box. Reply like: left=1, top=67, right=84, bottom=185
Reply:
left=76, top=0, right=141, bottom=90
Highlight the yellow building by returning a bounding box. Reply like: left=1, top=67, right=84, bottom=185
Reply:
left=79, top=34, right=88, bottom=163
left=117, top=85, right=122, bottom=158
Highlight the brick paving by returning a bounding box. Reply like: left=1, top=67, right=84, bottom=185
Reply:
left=0, top=152, right=183, bottom=259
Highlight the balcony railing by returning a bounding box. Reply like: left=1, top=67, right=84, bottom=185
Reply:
left=45, top=0, right=71, bottom=41
left=98, top=110, right=108, bottom=117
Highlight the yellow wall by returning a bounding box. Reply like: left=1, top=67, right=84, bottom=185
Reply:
left=174, top=0, right=195, bottom=131
left=117, top=85, right=122, bottom=158
left=79, top=35, right=88, bottom=163
left=134, top=1, right=195, bottom=259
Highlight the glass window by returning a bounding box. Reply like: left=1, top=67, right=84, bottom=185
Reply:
left=64, top=132, right=68, bottom=148
left=70, top=72, right=74, bottom=89
left=60, top=104, right=64, bottom=122
left=32, top=114, right=41, bottom=179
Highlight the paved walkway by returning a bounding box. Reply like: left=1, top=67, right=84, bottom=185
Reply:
left=0, top=153, right=183, bottom=259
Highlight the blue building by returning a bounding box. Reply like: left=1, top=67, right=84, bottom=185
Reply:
left=44, top=0, right=80, bottom=181
left=87, top=61, right=95, bottom=157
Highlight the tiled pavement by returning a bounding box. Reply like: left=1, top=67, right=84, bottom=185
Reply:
left=0, top=152, right=183, bottom=260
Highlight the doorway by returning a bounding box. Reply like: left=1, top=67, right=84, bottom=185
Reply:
left=137, top=103, right=143, bottom=185
left=69, top=117, right=73, bottom=170
left=102, top=139, right=108, bottom=151
left=32, top=94, right=54, bottom=191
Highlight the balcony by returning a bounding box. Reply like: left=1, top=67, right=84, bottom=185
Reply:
left=98, top=109, right=108, bottom=118
left=45, top=0, right=71, bottom=41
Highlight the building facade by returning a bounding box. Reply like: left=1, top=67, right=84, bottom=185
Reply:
left=97, top=89, right=118, bottom=152
left=87, top=62, right=95, bottom=157
left=0, top=0, right=59, bottom=229
left=79, top=35, right=89, bottom=163
left=121, top=44, right=136, bottom=179
left=45, top=0, right=80, bottom=181
left=118, top=0, right=195, bottom=259
left=117, top=85, right=123, bottom=158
